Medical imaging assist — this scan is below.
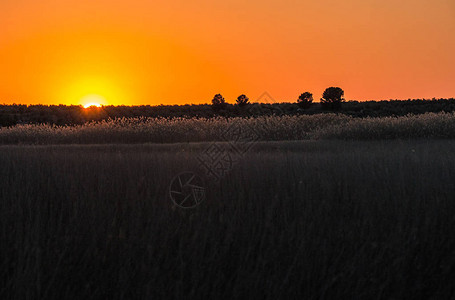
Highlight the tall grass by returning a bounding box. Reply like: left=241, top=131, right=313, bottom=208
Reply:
left=3, top=112, right=455, bottom=144
left=1, top=141, right=455, bottom=298
left=314, top=112, right=455, bottom=140
left=0, top=114, right=350, bottom=144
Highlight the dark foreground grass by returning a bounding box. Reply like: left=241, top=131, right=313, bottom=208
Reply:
left=1, top=140, right=455, bottom=299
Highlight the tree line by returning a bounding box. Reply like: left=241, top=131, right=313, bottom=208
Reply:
left=1, top=96, right=455, bottom=127
left=212, top=87, right=345, bottom=111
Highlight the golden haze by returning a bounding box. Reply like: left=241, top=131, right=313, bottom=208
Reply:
left=0, top=0, right=454, bottom=106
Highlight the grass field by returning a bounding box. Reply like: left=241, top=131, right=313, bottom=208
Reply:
left=3, top=112, right=455, bottom=144
left=1, top=140, right=455, bottom=299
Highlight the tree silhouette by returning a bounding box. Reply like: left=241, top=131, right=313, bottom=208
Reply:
left=321, top=87, right=344, bottom=110
left=211, top=94, right=227, bottom=111
left=236, top=94, right=250, bottom=107
left=297, top=92, right=313, bottom=109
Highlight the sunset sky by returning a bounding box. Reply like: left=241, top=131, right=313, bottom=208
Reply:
left=0, top=0, right=454, bottom=106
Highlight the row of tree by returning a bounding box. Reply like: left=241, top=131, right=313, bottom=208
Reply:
left=2, top=97, right=455, bottom=127
left=212, top=87, right=345, bottom=111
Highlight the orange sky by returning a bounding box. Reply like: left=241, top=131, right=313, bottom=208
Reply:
left=0, top=0, right=454, bottom=106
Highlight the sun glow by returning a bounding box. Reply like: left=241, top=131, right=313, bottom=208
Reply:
left=81, top=95, right=106, bottom=108
left=61, top=76, right=125, bottom=107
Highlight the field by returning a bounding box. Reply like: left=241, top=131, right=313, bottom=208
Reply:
left=1, top=139, right=455, bottom=299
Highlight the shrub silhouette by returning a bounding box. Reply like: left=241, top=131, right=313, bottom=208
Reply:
left=321, top=87, right=345, bottom=110
left=297, top=92, right=313, bottom=109
left=236, top=94, right=250, bottom=107
left=211, top=94, right=227, bottom=111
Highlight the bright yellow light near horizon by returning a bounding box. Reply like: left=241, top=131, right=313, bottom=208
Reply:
left=81, top=94, right=106, bottom=108
left=59, top=76, right=127, bottom=106
left=83, top=102, right=102, bottom=108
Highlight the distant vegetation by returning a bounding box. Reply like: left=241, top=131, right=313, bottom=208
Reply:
left=1, top=98, right=455, bottom=127
left=211, top=93, right=227, bottom=111
left=320, top=87, right=345, bottom=110
left=235, top=94, right=250, bottom=107
left=297, top=92, right=313, bottom=109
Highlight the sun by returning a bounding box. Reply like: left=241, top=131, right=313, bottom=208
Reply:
left=81, top=94, right=107, bottom=108
left=83, top=103, right=102, bottom=108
